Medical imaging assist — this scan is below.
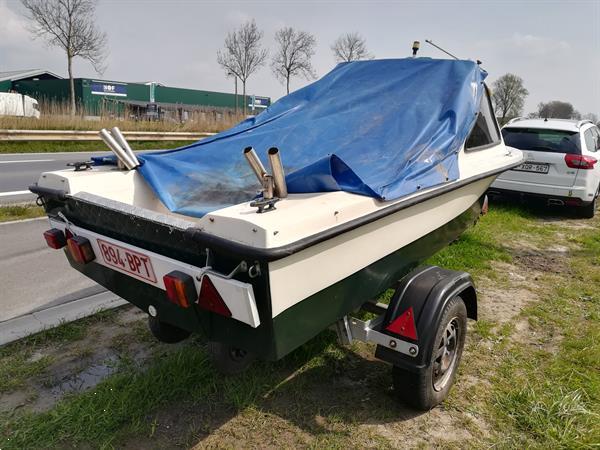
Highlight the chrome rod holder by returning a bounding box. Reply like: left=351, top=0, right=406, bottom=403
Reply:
left=268, top=147, right=288, bottom=198
left=244, top=147, right=268, bottom=184
left=111, top=127, right=139, bottom=167
left=99, top=128, right=137, bottom=170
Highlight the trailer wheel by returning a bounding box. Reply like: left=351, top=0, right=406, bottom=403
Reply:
left=392, top=296, right=467, bottom=410
left=207, top=341, right=255, bottom=375
left=148, top=316, right=191, bottom=343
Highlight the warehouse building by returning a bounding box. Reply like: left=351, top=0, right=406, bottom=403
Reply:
left=0, top=69, right=270, bottom=120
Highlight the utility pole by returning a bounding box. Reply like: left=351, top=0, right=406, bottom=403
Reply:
left=228, top=71, right=239, bottom=115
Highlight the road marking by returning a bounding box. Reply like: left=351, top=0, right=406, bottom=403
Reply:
left=0, top=190, right=31, bottom=197
left=0, top=216, right=46, bottom=226
left=0, top=159, right=55, bottom=164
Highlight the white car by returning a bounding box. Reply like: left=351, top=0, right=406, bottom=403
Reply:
left=490, top=118, right=600, bottom=217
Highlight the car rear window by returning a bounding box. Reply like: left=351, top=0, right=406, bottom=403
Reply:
left=502, top=127, right=581, bottom=155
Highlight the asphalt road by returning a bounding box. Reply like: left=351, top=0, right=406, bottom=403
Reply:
left=0, top=218, right=104, bottom=322
left=0, top=151, right=111, bottom=204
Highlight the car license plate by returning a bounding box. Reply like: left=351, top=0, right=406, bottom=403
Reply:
left=513, top=162, right=549, bottom=174
left=97, top=239, right=157, bottom=283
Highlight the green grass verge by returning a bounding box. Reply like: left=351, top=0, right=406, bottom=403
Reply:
left=488, top=224, right=600, bottom=447
left=0, top=311, right=118, bottom=395
left=0, top=141, right=195, bottom=154
left=0, top=205, right=44, bottom=223
left=1, top=203, right=598, bottom=448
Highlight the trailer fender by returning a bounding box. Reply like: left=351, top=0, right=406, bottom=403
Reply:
left=374, top=265, right=477, bottom=372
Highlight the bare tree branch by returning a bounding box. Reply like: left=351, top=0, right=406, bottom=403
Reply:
left=217, top=20, right=267, bottom=115
left=271, top=27, right=316, bottom=94
left=21, top=0, right=108, bottom=115
left=491, top=73, right=528, bottom=124
left=331, top=32, right=372, bottom=63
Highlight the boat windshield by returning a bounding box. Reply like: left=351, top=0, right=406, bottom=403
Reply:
left=502, top=128, right=581, bottom=155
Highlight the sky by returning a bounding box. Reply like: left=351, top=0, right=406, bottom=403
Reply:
left=1, top=0, right=599, bottom=117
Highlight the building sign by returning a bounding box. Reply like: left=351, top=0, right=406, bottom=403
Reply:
left=249, top=95, right=271, bottom=110
left=91, top=81, right=127, bottom=97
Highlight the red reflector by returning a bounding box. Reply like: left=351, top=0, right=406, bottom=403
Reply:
left=386, top=306, right=418, bottom=340
left=43, top=228, right=66, bottom=249
left=163, top=271, right=196, bottom=308
left=67, top=236, right=95, bottom=264
left=197, top=276, right=232, bottom=317
left=565, top=154, right=597, bottom=169
left=565, top=198, right=582, bottom=206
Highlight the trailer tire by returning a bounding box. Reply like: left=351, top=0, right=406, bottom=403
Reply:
left=207, top=341, right=255, bottom=375
left=148, top=316, right=191, bottom=344
left=392, top=296, right=467, bottom=410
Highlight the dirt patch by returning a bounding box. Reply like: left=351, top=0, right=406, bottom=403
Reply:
left=513, top=253, right=567, bottom=274
left=0, top=306, right=155, bottom=414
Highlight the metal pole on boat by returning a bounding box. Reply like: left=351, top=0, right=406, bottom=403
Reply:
left=99, top=128, right=137, bottom=170
left=244, top=147, right=268, bottom=183
left=110, top=127, right=140, bottom=167
left=267, top=147, right=288, bottom=198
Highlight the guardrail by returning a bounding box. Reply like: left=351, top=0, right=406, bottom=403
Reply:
left=0, top=130, right=216, bottom=141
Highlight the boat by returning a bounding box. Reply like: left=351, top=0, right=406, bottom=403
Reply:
left=32, top=57, right=522, bottom=408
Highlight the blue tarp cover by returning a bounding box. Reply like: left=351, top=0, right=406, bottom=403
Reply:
left=118, top=58, right=486, bottom=218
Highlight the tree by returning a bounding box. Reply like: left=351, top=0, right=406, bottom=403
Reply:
left=331, top=32, right=372, bottom=62
left=535, top=101, right=580, bottom=119
left=582, top=112, right=599, bottom=124
left=271, top=27, right=316, bottom=94
left=21, top=0, right=107, bottom=116
left=491, top=73, right=528, bottom=125
left=217, top=20, right=268, bottom=115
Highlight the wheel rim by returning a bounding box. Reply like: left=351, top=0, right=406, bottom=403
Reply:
left=432, top=316, right=461, bottom=392
left=229, top=347, right=248, bottom=362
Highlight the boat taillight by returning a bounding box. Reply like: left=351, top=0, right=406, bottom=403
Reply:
left=43, top=228, right=67, bottom=249
left=197, top=275, right=232, bottom=317
left=163, top=271, right=196, bottom=308
left=67, top=236, right=96, bottom=264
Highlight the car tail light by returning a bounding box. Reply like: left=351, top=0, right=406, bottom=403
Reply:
left=67, top=236, right=95, bottom=264
left=43, top=228, right=66, bottom=249
left=565, top=154, right=597, bottom=169
left=163, top=271, right=196, bottom=308
left=197, top=276, right=232, bottom=317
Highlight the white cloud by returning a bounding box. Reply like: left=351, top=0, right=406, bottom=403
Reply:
left=225, top=9, right=253, bottom=26
left=509, top=32, right=570, bottom=56
left=0, top=0, right=30, bottom=47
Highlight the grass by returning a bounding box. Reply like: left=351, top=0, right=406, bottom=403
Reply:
left=1, top=202, right=599, bottom=448
left=0, top=313, right=113, bottom=395
left=0, top=140, right=196, bottom=154
left=0, top=102, right=243, bottom=133
left=0, top=205, right=44, bottom=222
left=488, top=222, right=600, bottom=448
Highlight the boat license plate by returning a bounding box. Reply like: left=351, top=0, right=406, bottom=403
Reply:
left=97, top=239, right=157, bottom=283
left=513, top=162, right=549, bottom=174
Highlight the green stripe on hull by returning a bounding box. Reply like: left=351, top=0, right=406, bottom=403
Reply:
left=268, top=199, right=482, bottom=359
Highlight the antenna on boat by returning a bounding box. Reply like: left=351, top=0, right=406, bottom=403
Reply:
left=424, top=39, right=459, bottom=60
left=424, top=39, right=484, bottom=65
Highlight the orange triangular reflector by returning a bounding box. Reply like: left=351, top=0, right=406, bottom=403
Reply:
left=385, top=306, right=418, bottom=340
